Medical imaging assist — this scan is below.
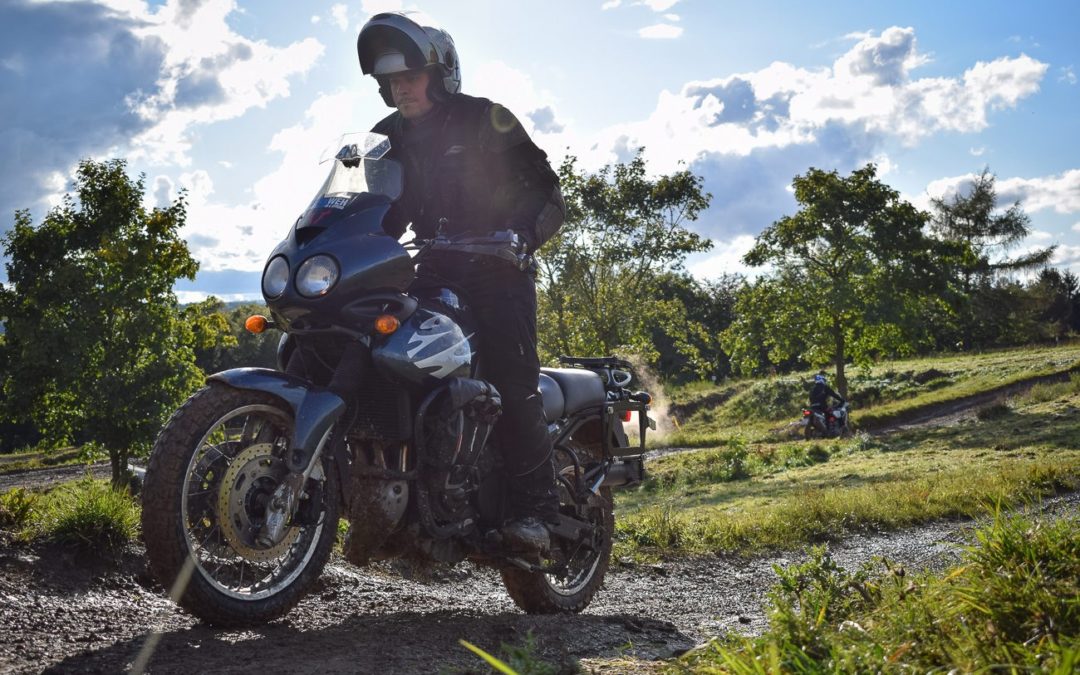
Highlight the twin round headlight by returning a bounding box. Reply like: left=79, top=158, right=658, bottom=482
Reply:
left=261, top=255, right=340, bottom=299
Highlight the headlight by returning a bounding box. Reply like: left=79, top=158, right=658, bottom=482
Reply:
left=296, top=255, right=340, bottom=297
left=262, top=256, right=289, bottom=298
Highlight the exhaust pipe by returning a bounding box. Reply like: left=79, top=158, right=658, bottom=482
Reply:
left=601, top=457, right=644, bottom=488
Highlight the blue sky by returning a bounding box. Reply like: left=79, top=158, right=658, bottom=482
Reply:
left=2, top=0, right=1078, bottom=301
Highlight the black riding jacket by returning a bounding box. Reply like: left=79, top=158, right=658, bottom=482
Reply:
left=371, top=94, right=564, bottom=253
left=810, top=381, right=844, bottom=408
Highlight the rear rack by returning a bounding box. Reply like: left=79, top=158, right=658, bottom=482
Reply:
left=558, top=355, right=633, bottom=370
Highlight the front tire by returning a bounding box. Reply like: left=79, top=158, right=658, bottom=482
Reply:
left=142, top=382, right=339, bottom=627
left=501, top=443, right=614, bottom=613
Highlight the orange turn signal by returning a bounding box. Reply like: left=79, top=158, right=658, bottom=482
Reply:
left=245, top=315, right=269, bottom=334
left=374, top=314, right=400, bottom=335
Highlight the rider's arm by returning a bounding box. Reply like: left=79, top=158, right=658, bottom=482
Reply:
left=479, top=103, right=565, bottom=251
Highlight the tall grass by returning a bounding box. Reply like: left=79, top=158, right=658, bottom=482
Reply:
left=616, top=460, right=1080, bottom=557
left=678, top=512, right=1080, bottom=673
left=0, top=477, right=140, bottom=549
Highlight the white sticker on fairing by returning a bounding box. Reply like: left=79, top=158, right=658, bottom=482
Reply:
left=321, top=196, right=350, bottom=210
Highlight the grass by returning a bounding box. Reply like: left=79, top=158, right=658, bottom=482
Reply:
left=458, top=632, right=575, bottom=675
left=614, top=383, right=1080, bottom=559
left=675, top=511, right=1080, bottom=673
left=661, top=342, right=1080, bottom=448
left=0, top=476, right=140, bottom=549
left=0, top=444, right=106, bottom=475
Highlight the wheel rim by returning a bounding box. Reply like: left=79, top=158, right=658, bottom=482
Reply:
left=180, top=404, right=327, bottom=601
left=546, top=466, right=606, bottom=596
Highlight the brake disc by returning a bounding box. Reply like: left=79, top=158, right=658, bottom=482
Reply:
left=216, top=442, right=300, bottom=562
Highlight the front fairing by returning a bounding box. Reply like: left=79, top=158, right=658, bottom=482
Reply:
left=263, top=134, right=415, bottom=330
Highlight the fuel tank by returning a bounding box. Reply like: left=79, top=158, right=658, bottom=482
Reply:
left=371, top=287, right=477, bottom=389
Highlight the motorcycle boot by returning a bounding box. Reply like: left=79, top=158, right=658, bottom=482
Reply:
left=502, top=454, right=560, bottom=552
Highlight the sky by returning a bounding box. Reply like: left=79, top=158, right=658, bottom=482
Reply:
left=1, top=0, right=1079, bottom=302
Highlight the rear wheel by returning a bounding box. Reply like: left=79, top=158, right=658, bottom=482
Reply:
left=501, top=443, right=613, bottom=613
left=141, top=382, right=339, bottom=627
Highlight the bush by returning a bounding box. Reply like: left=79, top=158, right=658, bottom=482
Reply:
left=39, top=478, right=140, bottom=549
left=680, top=513, right=1080, bottom=673
left=977, top=401, right=1013, bottom=421
left=0, top=488, right=38, bottom=534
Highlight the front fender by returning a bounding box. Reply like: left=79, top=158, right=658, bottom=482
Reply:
left=208, top=368, right=345, bottom=465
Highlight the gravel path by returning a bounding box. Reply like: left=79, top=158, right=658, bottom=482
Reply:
left=2, top=493, right=1075, bottom=674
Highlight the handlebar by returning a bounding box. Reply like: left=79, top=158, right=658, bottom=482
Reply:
left=408, top=230, right=534, bottom=272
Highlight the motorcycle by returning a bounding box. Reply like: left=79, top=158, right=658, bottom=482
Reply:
left=141, top=133, right=653, bottom=627
left=801, top=402, right=851, bottom=439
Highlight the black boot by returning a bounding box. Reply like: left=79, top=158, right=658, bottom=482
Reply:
left=501, top=462, right=559, bottom=555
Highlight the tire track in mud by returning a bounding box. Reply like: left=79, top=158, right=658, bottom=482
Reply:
left=1, top=373, right=1077, bottom=673
left=2, top=493, right=1075, bottom=674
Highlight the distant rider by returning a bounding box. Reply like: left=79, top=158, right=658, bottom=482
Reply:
left=809, top=373, right=845, bottom=417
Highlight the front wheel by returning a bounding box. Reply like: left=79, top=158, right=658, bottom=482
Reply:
left=501, top=443, right=614, bottom=613
left=141, top=382, right=340, bottom=627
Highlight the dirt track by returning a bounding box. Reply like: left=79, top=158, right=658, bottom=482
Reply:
left=0, top=503, right=994, bottom=674
left=1, top=374, right=1077, bottom=673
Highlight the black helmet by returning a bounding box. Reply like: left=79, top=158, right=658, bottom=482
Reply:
left=357, top=12, right=461, bottom=107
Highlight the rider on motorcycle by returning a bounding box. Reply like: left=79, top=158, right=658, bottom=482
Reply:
left=809, top=372, right=845, bottom=419
left=356, top=13, right=566, bottom=554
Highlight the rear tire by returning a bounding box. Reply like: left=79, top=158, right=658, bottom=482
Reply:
left=501, top=444, right=614, bottom=613
left=142, top=382, right=339, bottom=627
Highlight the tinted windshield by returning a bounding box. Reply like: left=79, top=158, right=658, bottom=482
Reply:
left=309, top=132, right=402, bottom=206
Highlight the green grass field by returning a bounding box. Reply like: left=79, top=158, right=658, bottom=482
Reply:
left=615, top=376, right=1080, bottom=558
left=659, top=342, right=1080, bottom=449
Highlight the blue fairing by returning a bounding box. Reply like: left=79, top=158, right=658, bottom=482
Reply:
left=208, top=368, right=346, bottom=461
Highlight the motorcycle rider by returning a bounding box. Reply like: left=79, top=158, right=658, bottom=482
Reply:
left=809, top=372, right=845, bottom=427
left=356, top=13, right=566, bottom=554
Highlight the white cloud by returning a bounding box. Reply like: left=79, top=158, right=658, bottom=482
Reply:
left=601, top=0, right=622, bottom=8
left=310, top=15, right=320, bottom=24
left=970, top=146, right=986, bottom=156
left=688, top=235, right=760, bottom=280
left=576, top=27, right=1047, bottom=179
left=362, top=0, right=405, bottom=15
left=997, top=170, right=1080, bottom=214
left=330, top=4, right=349, bottom=30
left=1060, top=66, right=1077, bottom=85
left=1052, top=244, right=1080, bottom=273
left=664, top=13, right=680, bottom=21
left=1072, top=222, right=1080, bottom=233
left=1028, top=230, right=1053, bottom=241
left=922, top=169, right=1080, bottom=216
left=639, top=0, right=679, bottom=11
left=638, top=23, right=683, bottom=39
left=124, top=0, right=326, bottom=166
left=173, top=89, right=374, bottom=273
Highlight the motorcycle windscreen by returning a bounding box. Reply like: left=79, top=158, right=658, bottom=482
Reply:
left=295, top=132, right=403, bottom=234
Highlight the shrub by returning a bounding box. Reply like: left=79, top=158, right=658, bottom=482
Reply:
left=680, top=513, right=1080, bottom=673
left=39, top=478, right=140, bottom=549
left=0, top=488, right=38, bottom=534
left=977, top=401, right=1013, bottom=421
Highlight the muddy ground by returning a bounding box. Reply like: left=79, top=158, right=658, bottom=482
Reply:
left=1, top=376, right=1077, bottom=674
left=2, top=493, right=1076, bottom=674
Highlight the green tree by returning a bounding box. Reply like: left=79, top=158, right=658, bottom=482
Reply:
left=0, top=159, right=218, bottom=485
left=190, top=299, right=278, bottom=373
left=929, top=168, right=1055, bottom=349
left=725, top=164, right=941, bottom=395
left=536, top=150, right=712, bottom=371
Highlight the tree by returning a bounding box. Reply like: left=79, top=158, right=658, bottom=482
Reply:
left=1033, top=268, right=1080, bottom=340
left=0, top=159, right=221, bottom=484
left=725, top=164, right=941, bottom=395
left=536, top=150, right=712, bottom=372
left=927, top=168, right=1055, bottom=350
left=190, top=299, right=278, bottom=373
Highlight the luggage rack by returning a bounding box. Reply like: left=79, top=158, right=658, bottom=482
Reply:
left=559, top=355, right=633, bottom=371
left=558, top=355, right=653, bottom=454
